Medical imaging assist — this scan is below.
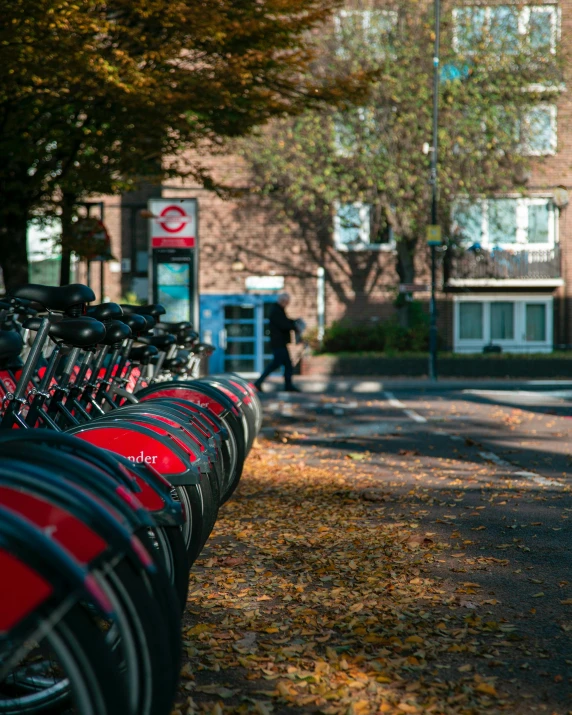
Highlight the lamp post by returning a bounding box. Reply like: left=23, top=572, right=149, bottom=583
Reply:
left=428, top=0, right=441, bottom=381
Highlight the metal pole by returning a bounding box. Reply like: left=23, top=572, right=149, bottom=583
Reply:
left=317, top=267, right=325, bottom=343
left=100, top=260, right=105, bottom=302
left=428, top=0, right=441, bottom=382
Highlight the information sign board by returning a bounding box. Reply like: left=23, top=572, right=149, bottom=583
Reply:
left=148, top=199, right=199, bottom=327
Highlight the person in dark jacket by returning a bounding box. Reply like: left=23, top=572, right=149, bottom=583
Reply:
left=254, top=293, right=300, bottom=392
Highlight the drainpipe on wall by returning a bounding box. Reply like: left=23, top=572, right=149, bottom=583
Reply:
left=317, top=267, right=325, bottom=343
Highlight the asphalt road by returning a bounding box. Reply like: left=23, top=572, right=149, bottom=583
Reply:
left=258, top=385, right=572, bottom=713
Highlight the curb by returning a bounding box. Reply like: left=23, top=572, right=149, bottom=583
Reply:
left=257, top=376, right=572, bottom=394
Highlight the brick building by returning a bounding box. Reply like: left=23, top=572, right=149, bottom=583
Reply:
left=85, top=0, right=572, bottom=374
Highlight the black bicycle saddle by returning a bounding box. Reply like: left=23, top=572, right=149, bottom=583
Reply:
left=24, top=316, right=106, bottom=347
left=129, top=345, right=159, bottom=364
left=159, top=321, right=192, bottom=333
left=117, top=313, right=147, bottom=336
left=157, top=321, right=195, bottom=344
left=102, top=320, right=131, bottom=346
left=137, top=333, right=176, bottom=350
left=121, top=304, right=166, bottom=320
left=87, top=303, right=123, bottom=322
left=11, top=284, right=95, bottom=312
left=165, top=350, right=189, bottom=370
left=139, top=314, right=156, bottom=332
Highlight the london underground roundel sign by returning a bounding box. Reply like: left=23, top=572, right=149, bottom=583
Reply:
left=149, top=199, right=197, bottom=248
left=158, top=205, right=187, bottom=234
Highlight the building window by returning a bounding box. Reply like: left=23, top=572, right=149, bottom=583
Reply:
left=489, top=104, right=557, bottom=156
left=334, top=9, right=398, bottom=59
left=452, top=197, right=556, bottom=249
left=520, top=105, right=557, bottom=155
left=333, top=202, right=394, bottom=251
left=459, top=302, right=483, bottom=339
left=528, top=202, right=551, bottom=244
left=489, top=199, right=517, bottom=245
left=333, top=108, right=376, bottom=157
left=526, top=5, right=559, bottom=51
left=526, top=302, right=546, bottom=341
left=454, top=296, right=552, bottom=352
left=453, top=5, right=559, bottom=54
left=490, top=301, right=515, bottom=340
left=334, top=202, right=370, bottom=249
left=489, top=6, right=520, bottom=49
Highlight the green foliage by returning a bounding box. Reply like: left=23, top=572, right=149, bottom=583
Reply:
left=321, top=320, right=386, bottom=353
left=0, top=0, right=355, bottom=288
left=121, top=292, right=145, bottom=307
left=239, top=0, right=566, bottom=294
left=316, top=350, right=572, bottom=360
left=319, top=301, right=430, bottom=354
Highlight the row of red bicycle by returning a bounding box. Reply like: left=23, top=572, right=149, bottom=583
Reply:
left=0, top=282, right=261, bottom=714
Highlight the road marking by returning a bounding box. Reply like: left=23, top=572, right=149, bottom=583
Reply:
left=386, top=392, right=564, bottom=488
left=432, top=429, right=464, bottom=442
left=464, top=389, right=565, bottom=404
left=479, top=451, right=563, bottom=488
left=342, top=421, right=400, bottom=437
left=513, top=471, right=562, bottom=487
left=404, top=409, right=427, bottom=423
left=479, top=451, right=513, bottom=469
left=384, top=391, right=405, bottom=408
left=353, top=381, right=384, bottom=392
left=432, top=429, right=450, bottom=437
left=384, top=392, right=427, bottom=422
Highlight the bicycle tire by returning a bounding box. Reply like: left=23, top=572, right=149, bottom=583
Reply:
left=147, top=525, right=190, bottom=611
left=172, top=484, right=204, bottom=565
left=0, top=603, right=128, bottom=715
left=95, top=557, right=180, bottom=715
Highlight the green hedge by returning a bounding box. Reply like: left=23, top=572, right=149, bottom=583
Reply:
left=317, top=302, right=430, bottom=354
left=315, top=350, right=571, bottom=359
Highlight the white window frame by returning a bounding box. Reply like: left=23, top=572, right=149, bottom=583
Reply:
left=452, top=4, right=560, bottom=55
left=452, top=196, right=557, bottom=251
left=522, top=4, right=561, bottom=53
left=333, top=114, right=353, bottom=158
left=453, top=294, right=553, bottom=353
left=332, top=107, right=376, bottom=157
left=334, top=9, right=398, bottom=58
left=520, top=104, right=557, bottom=156
left=487, top=103, right=557, bottom=155
left=333, top=201, right=395, bottom=252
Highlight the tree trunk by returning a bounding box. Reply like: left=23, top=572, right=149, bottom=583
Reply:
left=60, top=247, right=72, bottom=286
left=59, top=192, right=77, bottom=286
left=395, top=237, right=416, bottom=328
left=0, top=204, right=30, bottom=291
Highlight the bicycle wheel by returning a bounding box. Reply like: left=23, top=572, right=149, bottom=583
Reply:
left=171, top=484, right=204, bottom=565
left=0, top=602, right=128, bottom=715
left=146, top=525, right=190, bottom=611
left=96, top=558, right=180, bottom=715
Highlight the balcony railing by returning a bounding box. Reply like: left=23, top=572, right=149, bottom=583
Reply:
left=448, top=245, right=561, bottom=282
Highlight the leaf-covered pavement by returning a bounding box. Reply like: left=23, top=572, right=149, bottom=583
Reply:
left=172, top=392, right=572, bottom=715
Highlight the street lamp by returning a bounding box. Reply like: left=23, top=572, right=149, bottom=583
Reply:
left=427, top=0, right=441, bottom=381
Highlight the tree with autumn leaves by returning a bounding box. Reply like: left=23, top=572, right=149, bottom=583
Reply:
left=239, top=1, right=565, bottom=315
left=0, top=0, right=361, bottom=289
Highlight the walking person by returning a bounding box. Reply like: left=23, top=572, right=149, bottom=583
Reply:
left=253, top=293, right=301, bottom=393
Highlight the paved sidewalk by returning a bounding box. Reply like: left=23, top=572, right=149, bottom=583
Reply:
left=177, top=387, right=572, bottom=715
left=259, top=375, right=572, bottom=394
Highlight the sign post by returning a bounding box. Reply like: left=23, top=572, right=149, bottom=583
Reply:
left=148, top=199, right=199, bottom=327
left=428, top=0, right=441, bottom=382
left=426, top=225, right=442, bottom=246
